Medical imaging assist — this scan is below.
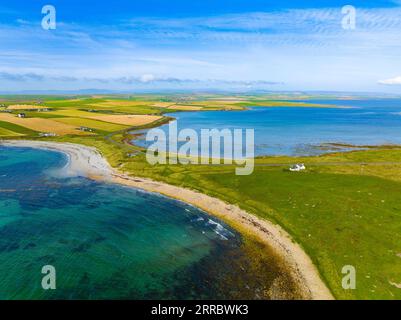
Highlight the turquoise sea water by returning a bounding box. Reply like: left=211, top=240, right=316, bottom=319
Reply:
left=0, top=146, right=294, bottom=299
left=134, top=99, right=401, bottom=156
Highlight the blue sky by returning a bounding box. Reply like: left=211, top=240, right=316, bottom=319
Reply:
left=1, top=0, right=401, bottom=93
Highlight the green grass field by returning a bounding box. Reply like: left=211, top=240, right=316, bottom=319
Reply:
left=0, top=127, right=23, bottom=137
left=0, top=120, right=37, bottom=136
left=202, top=169, right=401, bottom=299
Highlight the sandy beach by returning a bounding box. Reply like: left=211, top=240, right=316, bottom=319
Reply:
left=0, top=139, right=334, bottom=300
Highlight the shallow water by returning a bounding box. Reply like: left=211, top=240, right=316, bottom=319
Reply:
left=0, top=146, right=297, bottom=299
left=134, top=98, right=401, bottom=156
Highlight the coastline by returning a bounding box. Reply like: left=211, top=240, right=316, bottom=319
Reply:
left=0, top=139, right=334, bottom=300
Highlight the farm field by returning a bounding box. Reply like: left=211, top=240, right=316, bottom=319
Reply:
left=0, top=127, right=22, bottom=137
left=6, top=104, right=45, bottom=110
left=166, top=105, right=203, bottom=110
left=54, top=117, right=129, bottom=132
left=86, top=114, right=162, bottom=126
left=0, top=113, right=89, bottom=135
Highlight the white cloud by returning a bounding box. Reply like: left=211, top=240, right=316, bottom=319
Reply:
left=139, top=73, right=155, bottom=83
left=378, top=76, right=401, bottom=85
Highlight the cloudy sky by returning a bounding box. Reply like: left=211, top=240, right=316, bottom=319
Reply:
left=1, top=0, right=401, bottom=93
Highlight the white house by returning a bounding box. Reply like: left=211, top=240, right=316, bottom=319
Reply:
left=39, top=132, right=57, bottom=137
left=289, top=164, right=306, bottom=172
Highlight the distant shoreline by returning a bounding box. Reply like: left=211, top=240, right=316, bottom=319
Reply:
left=0, top=139, right=334, bottom=300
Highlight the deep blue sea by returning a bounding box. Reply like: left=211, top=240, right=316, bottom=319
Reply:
left=0, top=146, right=292, bottom=299
left=134, top=99, right=401, bottom=156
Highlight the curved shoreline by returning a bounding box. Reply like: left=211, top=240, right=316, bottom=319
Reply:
left=0, top=139, right=334, bottom=300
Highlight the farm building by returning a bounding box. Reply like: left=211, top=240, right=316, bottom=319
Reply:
left=289, top=164, right=306, bottom=172
left=39, top=132, right=57, bottom=137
